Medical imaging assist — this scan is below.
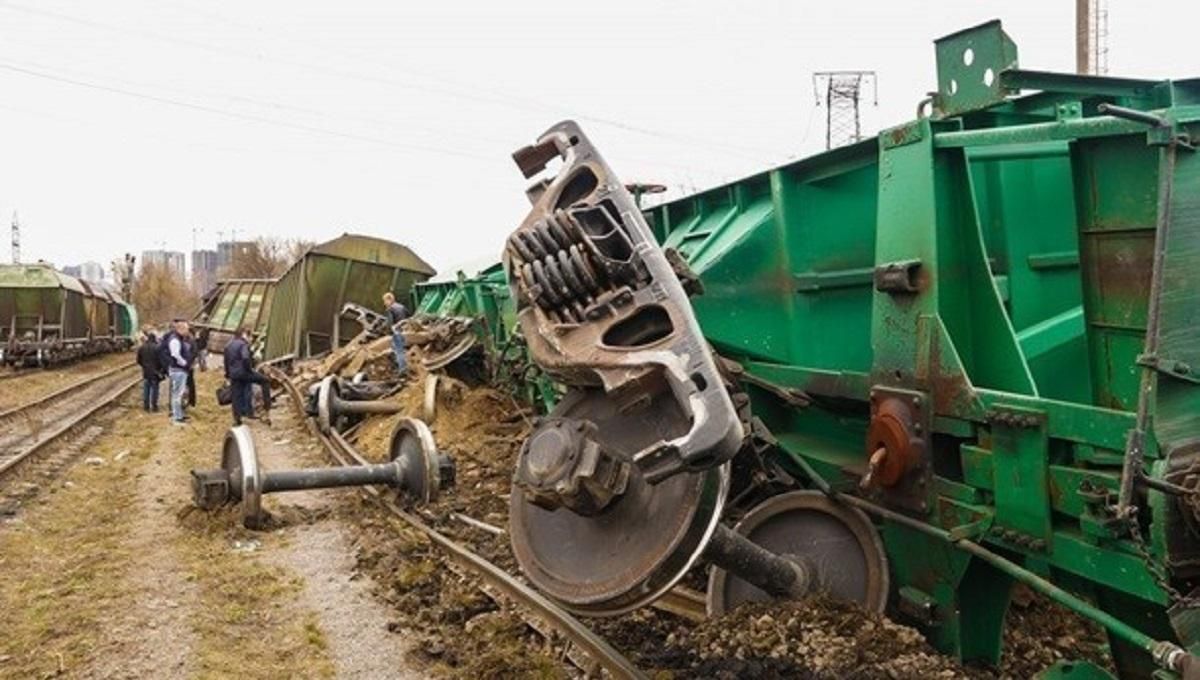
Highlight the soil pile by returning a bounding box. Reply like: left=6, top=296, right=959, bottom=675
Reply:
left=283, top=346, right=1115, bottom=679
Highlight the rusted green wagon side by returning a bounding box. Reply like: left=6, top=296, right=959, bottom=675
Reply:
left=263, top=234, right=435, bottom=361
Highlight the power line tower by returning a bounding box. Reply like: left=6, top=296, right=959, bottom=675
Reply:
left=10, top=211, right=20, bottom=264
left=812, top=71, right=877, bottom=150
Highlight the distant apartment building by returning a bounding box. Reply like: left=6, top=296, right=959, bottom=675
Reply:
left=62, top=261, right=106, bottom=282
left=141, top=249, right=187, bottom=279
left=216, top=240, right=255, bottom=272
left=191, top=249, right=218, bottom=294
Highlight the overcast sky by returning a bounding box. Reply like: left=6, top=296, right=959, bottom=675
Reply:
left=0, top=1, right=1195, bottom=278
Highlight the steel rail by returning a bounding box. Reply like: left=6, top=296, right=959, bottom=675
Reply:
left=0, top=361, right=137, bottom=420
left=0, top=369, right=141, bottom=478
left=267, top=367, right=646, bottom=680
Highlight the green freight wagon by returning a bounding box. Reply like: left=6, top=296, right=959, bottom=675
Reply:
left=480, top=19, right=1200, bottom=680
left=0, top=263, right=137, bottom=366
left=263, top=233, right=436, bottom=361
left=193, top=278, right=276, bottom=352
left=413, top=263, right=515, bottom=351
left=634, top=20, right=1200, bottom=679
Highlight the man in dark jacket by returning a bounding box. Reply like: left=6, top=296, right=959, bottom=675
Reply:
left=382, top=291, right=409, bottom=374
left=224, top=326, right=272, bottom=425
left=195, top=327, right=210, bottom=372
left=184, top=331, right=198, bottom=408
left=136, top=330, right=163, bottom=412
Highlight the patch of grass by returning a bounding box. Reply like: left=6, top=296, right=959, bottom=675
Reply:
left=0, top=400, right=150, bottom=679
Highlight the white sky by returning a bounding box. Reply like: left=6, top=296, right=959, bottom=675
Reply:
left=0, top=1, right=1195, bottom=277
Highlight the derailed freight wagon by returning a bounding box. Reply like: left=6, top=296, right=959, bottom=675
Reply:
left=0, top=263, right=137, bottom=367
left=262, top=234, right=435, bottom=361
left=193, top=278, right=276, bottom=353
left=486, top=20, right=1200, bottom=680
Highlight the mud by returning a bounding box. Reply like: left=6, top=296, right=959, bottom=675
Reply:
left=285, top=355, right=1117, bottom=680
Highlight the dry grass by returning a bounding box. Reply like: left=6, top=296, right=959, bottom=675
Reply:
left=0, top=401, right=149, bottom=679
left=0, top=351, right=135, bottom=411
left=0, top=370, right=336, bottom=680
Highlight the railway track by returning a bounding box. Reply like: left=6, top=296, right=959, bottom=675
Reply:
left=268, top=368, right=647, bottom=680
left=0, top=362, right=141, bottom=480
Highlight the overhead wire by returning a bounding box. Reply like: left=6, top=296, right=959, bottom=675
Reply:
left=0, top=0, right=780, bottom=163
left=0, top=52, right=734, bottom=183
left=0, top=61, right=505, bottom=164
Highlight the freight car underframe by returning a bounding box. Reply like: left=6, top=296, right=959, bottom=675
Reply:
left=1, top=326, right=131, bottom=367
left=500, top=21, right=1200, bottom=680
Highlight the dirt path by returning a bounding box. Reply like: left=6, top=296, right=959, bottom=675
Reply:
left=253, top=408, right=419, bottom=680
left=0, top=369, right=421, bottom=680
left=87, top=419, right=199, bottom=680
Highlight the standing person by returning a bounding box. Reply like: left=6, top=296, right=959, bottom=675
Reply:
left=195, top=327, right=210, bottom=372
left=136, top=330, right=163, bottom=412
left=160, top=320, right=194, bottom=425
left=382, top=292, right=409, bottom=375
left=224, top=326, right=272, bottom=426
left=184, top=330, right=198, bottom=409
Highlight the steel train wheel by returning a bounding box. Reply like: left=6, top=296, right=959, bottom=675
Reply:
left=388, top=417, right=442, bottom=504
left=706, top=490, right=889, bottom=615
left=509, top=388, right=729, bottom=617
left=316, top=376, right=336, bottom=434
left=221, top=425, right=265, bottom=528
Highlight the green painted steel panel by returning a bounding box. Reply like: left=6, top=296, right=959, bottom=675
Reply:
left=262, top=234, right=435, bottom=360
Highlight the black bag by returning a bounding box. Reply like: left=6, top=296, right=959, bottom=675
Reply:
left=216, top=382, right=233, bottom=406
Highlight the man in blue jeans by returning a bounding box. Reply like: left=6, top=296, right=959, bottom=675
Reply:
left=382, top=291, right=409, bottom=374
left=160, top=320, right=195, bottom=425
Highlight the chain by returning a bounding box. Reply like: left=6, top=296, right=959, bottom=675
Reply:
left=1126, top=506, right=1200, bottom=609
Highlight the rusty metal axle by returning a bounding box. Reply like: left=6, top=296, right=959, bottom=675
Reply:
left=193, top=419, right=452, bottom=528
left=316, top=375, right=403, bottom=433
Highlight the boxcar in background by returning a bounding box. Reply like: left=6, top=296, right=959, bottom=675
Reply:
left=0, top=263, right=137, bottom=366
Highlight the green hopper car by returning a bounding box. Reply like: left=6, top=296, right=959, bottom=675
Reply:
left=490, top=20, right=1200, bottom=680
left=0, top=263, right=137, bottom=367
left=262, top=234, right=435, bottom=361
left=193, top=278, right=276, bottom=353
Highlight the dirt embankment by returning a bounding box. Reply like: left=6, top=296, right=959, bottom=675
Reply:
left=314, top=365, right=1113, bottom=680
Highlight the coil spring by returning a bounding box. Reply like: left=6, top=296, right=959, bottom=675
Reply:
left=509, top=212, right=607, bottom=323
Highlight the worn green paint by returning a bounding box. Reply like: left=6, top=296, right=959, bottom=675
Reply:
left=639, top=19, right=1200, bottom=676
left=195, top=278, right=276, bottom=342
left=0, top=263, right=136, bottom=345
left=414, top=265, right=558, bottom=412
left=262, top=234, right=435, bottom=360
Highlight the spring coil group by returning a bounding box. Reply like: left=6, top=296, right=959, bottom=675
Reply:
left=509, top=211, right=611, bottom=323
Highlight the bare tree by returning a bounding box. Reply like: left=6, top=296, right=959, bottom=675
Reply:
left=132, top=260, right=200, bottom=324
left=219, top=236, right=313, bottom=279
